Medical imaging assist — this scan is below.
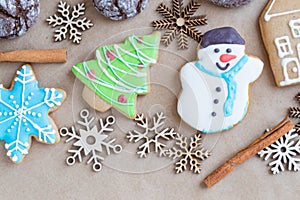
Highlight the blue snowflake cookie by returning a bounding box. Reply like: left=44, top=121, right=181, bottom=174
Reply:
left=0, top=64, right=66, bottom=163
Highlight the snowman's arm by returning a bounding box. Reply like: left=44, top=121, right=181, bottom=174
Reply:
left=240, top=56, right=264, bottom=83
left=180, top=62, right=196, bottom=81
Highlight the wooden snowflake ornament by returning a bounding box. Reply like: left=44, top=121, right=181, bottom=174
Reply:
left=153, top=0, right=207, bottom=49
left=289, top=93, right=300, bottom=118
left=60, top=109, right=122, bottom=172
left=127, top=112, right=176, bottom=158
left=47, top=1, right=93, bottom=44
left=258, top=127, right=300, bottom=174
left=166, top=132, right=211, bottom=174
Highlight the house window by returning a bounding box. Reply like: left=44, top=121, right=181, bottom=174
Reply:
left=289, top=19, right=300, bottom=38
left=274, top=36, right=293, bottom=58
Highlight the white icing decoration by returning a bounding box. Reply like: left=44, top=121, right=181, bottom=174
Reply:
left=73, top=34, right=158, bottom=107
left=289, top=19, right=300, bottom=38
left=264, top=0, right=300, bottom=22
left=0, top=65, right=65, bottom=163
left=293, top=67, right=298, bottom=73
left=297, top=44, right=300, bottom=61
left=279, top=57, right=300, bottom=86
left=178, top=44, right=264, bottom=133
left=274, top=36, right=293, bottom=58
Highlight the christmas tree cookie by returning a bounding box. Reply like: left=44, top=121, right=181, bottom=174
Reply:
left=0, top=64, right=66, bottom=163
left=72, top=32, right=161, bottom=118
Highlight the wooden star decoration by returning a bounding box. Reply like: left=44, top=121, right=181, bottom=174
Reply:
left=152, top=0, right=207, bottom=50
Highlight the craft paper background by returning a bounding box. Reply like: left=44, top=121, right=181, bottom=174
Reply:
left=0, top=0, right=299, bottom=199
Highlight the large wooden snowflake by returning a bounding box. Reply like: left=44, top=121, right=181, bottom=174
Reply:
left=289, top=93, right=300, bottom=118
left=258, top=126, right=300, bottom=174
left=60, top=109, right=122, bottom=172
left=152, top=0, right=207, bottom=49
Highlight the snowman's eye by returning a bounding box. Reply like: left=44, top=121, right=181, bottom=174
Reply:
left=214, top=48, right=220, bottom=53
left=226, top=48, right=232, bottom=53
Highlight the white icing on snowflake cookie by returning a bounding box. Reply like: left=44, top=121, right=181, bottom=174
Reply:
left=177, top=27, right=264, bottom=134
left=0, top=64, right=66, bottom=163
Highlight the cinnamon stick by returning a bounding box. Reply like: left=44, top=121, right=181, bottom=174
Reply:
left=0, top=49, right=67, bottom=63
left=204, top=117, right=294, bottom=188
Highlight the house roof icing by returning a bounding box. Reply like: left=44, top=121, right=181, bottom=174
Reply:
left=264, top=0, right=300, bottom=22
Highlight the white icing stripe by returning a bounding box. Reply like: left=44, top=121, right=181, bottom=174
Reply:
left=0, top=115, right=16, bottom=124
left=74, top=64, right=136, bottom=93
left=101, top=47, right=147, bottom=77
left=264, top=0, right=300, bottom=22
left=96, top=50, right=134, bottom=90
left=91, top=82, right=134, bottom=106
left=101, top=48, right=147, bottom=90
left=112, top=47, right=148, bottom=76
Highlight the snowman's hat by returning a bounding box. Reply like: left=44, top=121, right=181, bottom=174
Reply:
left=201, top=27, right=245, bottom=48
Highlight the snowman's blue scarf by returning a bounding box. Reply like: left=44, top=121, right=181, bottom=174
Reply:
left=195, top=55, right=248, bottom=117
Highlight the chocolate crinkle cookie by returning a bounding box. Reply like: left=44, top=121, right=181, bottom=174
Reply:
left=209, top=0, right=252, bottom=7
left=93, top=0, right=149, bottom=21
left=0, top=0, right=40, bottom=39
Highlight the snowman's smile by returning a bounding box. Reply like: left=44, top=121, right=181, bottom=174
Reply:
left=216, top=62, right=230, bottom=71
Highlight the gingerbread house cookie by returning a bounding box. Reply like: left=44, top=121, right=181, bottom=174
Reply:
left=260, top=0, right=300, bottom=87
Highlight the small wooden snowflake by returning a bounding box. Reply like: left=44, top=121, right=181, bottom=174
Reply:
left=152, top=0, right=207, bottom=50
left=127, top=113, right=176, bottom=158
left=47, top=1, right=93, bottom=44
left=166, top=132, right=211, bottom=174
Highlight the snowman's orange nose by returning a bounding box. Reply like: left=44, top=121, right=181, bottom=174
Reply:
left=220, top=54, right=237, bottom=63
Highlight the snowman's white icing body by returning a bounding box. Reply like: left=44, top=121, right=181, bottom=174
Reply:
left=177, top=44, right=264, bottom=133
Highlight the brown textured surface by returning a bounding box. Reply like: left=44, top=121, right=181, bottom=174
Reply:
left=0, top=0, right=299, bottom=199
left=0, top=0, right=40, bottom=39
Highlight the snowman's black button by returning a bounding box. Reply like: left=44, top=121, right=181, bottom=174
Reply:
left=214, top=99, right=219, bottom=104
left=216, top=87, right=221, bottom=92
left=211, top=112, right=217, bottom=117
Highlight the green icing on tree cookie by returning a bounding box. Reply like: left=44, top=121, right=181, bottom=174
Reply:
left=72, top=32, right=161, bottom=118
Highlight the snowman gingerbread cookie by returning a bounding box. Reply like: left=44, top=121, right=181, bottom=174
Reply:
left=177, top=27, right=264, bottom=134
